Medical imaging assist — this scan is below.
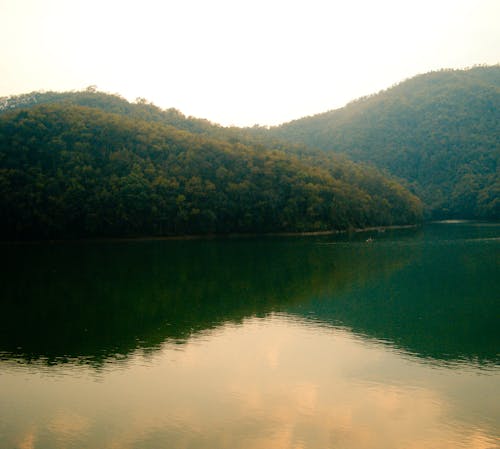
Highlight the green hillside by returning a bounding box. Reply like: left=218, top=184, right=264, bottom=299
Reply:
left=0, top=87, right=220, bottom=136
left=269, top=66, right=500, bottom=219
left=0, top=103, right=422, bottom=239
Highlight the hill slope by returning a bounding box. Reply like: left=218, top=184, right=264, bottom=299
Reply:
left=0, top=104, right=422, bottom=239
left=0, top=87, right=221, bottom=136
left=269, top=66, right=500, bottom=219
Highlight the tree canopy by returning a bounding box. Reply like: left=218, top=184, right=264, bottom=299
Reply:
left=0, top=103, right=422, bottom=239
left=267, top=66, right=500, bottom=219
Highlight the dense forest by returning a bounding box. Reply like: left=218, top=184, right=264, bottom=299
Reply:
left=267, top=66, right=500, bottom=219
left=4, top=66, right=495, bottom=239
left=0, top=102, right=422, bottom=239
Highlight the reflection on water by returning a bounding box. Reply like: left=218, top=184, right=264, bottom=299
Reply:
left=0, top=222, right=499, bottom=448
left=291, top=224, right=500, bottom=367
left=1, top=316, right=499, bottom=449
left=1, top=231, right=414, bottom=364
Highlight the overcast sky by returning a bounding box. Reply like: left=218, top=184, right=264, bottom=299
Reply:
left=1, top=0, right=498, bottom=126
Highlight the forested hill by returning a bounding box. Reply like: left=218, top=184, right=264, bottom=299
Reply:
left=0, top=104, right=422, bottom=240
left=268, top=66, right=500, bottom=219
left=0, top=88, right=296, bottom=150
left=0, top=87, right=221, bottom=136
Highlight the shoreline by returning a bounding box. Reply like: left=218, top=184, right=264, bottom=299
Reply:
left=0, top=224, right=421, bottom=245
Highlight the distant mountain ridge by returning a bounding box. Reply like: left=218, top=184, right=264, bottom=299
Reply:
left=267, top=66, right=500, bottom=219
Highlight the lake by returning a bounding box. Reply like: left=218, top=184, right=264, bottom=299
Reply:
left=0, top=222, right=499, bottom=449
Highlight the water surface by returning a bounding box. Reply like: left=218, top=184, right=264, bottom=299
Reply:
left=1, top=222, right=499, bottom=448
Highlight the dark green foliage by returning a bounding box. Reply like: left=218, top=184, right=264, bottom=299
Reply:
left=0, top=87, right=224, bottom=136
left=0, top=103, right=421, bottom=239
left=269, top=66, right=500, bottom=219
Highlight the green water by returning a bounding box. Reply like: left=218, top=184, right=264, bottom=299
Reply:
left=1, top=222, right=499, bottom=448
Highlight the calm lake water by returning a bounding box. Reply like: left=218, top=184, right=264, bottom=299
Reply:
left=1, top=222, right=499, bottom=449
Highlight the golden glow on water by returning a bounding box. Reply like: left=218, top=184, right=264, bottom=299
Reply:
left=1, top=315, right=498, bottom=449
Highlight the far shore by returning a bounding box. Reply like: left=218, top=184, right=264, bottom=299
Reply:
left=1, top=224, right=421, bottom=245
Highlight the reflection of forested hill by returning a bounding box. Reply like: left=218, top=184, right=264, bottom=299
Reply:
left=0, top=233, right=413, bottom=365
left=288, top=224, right=500, bottom=366
left=1, top=224, right=497, bottom=367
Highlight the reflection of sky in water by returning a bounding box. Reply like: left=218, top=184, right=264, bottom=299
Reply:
left=2, top=315, right=498, bottom=449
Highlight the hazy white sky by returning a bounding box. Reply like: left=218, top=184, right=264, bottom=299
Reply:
left=0, top=0, right=498, bottom=126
